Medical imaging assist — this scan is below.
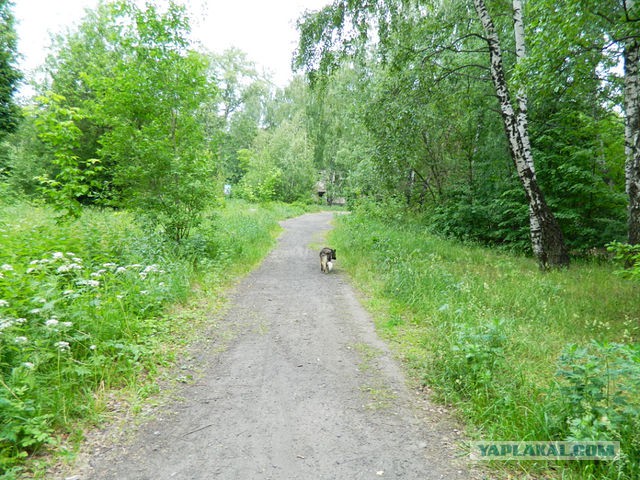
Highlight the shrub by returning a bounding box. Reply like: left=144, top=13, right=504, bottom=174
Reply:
left=555, top=341, right=640, bottom=477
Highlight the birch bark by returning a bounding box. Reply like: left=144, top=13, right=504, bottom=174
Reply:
left=473, top=0, right=569, bottom=268
left=624, top=36, right=640, bottom=244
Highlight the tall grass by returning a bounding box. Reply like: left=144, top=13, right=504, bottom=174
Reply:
left=331, top=203, right=640, bottom=479
left=0, top=199, right=306, bottom=477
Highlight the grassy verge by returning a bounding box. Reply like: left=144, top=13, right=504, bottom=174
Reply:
left=331, top=206, right=640, bottom=480
left=0, top=199, right=307, bottom=478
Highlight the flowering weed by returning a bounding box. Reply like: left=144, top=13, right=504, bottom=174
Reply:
left=0, top=199, right=307, bottom=475
left=0, top=206, right=187, bottom=473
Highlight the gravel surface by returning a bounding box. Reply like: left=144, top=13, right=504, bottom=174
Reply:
left=76, top=211, right=474, bottom=479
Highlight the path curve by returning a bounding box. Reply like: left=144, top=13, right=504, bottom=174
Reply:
left=83, top=211, right=472, bottom=479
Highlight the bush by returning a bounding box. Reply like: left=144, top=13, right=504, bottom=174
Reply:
left=554, top=341, right=640, bottom=478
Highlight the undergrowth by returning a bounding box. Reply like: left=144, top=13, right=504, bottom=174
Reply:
left=331, top=201, right=640, bottom=480
left=0, top=199, right=307, bottom=477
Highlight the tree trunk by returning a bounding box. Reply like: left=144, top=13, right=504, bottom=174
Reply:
left=624, top=37, right=640, bottom=244
left=473, top=0, right=569, bottom=268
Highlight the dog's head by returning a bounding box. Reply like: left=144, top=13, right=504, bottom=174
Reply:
left=331, top=249, right=337, bottom=260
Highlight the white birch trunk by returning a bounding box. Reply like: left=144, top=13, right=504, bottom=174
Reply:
left=624, top=37, right=640, bottom=244
left=473, top=0, right=568, bottom=268
left=512, top=0, right=533, bottom=173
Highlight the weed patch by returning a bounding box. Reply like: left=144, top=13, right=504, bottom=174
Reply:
left=0, top=199, right=305, bottom=477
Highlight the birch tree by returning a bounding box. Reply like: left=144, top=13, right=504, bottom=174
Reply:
left=528, top=0, right=639, bottom=244
left=296, top=0, right=569, bottom=267
left=623, top=4, right=640, bottom=244
left=473, top=0, right=568, bottom=267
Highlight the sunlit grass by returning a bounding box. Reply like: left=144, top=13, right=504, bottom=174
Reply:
left=331, top=208, right=640, bottom=480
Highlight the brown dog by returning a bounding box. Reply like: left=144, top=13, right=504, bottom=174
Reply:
left=319, top=247, right=336, bottom=273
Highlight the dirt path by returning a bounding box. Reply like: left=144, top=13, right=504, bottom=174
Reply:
left=80, top=212, right=473, bottom=479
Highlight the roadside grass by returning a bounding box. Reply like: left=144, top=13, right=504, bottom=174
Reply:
left=0, top=198, right=307, bottom=478
left=330, top=207, right=640, bottom=480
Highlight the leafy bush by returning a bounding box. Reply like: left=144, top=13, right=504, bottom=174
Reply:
left=437, top=319, right=509, bottom=399
left=607, top=241, right=640, bottom=279
left=555, top=341, right=640, bottom=478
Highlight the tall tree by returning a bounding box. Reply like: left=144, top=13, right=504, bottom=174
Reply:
left=0, top=0, right=21, bottom=137
left=296, top=0, right=569, bottom=267
left=622, top=1, right=640, bottom=243
left=473, top=0, right=568, bottom=267
left=528, top=0, right=639, bottom=244
left=206, top=48, right=271, bottom=184
left=34, top=1, right=218, bottom=239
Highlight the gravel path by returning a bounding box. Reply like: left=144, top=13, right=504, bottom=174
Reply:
left=81, top=211, right=473, bottom=479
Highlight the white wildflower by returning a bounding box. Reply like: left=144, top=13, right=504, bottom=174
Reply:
left=22, top=362, right=34, bottom=369
left=15, top=318, right=26, bottom=324
left=89, top=344, right=97, bottom=350
left=61, top=321, right=73, bottom=328
left=26, top=267, right=36, bottom=274
left=29, top=308, right=42, bottom=315
left=65, top=252, right=76, bottom=257
left=1, top=264, right=13, bottom=271
left=0, top=319, right=15, bottom=330
left=55, top=341, right=70, bottom=351
left=0, top=272, right=3, bottom=279
left=140, top=290, right=149, bottom=295
left=14, top=336, right=28, bottom=344
left=52, top=252, right=64, bottom=259
left=72, top=257, right=83, bottom=264
left=116, top=266, right=127, bottom=274
left=103, top=262, right=117, bottom=268
left=77, top=279, right=100, bottom=287
left=45, top=318, right=59, bottom=327
left=29, top=259, right=39, bottom=265
left=91, top=269, right=107, bottom=278
left=0, top=299, right=9, bottom=308
left=63, top=289, right=75, bottom=296
left=59, top=263, right=83, bottom=273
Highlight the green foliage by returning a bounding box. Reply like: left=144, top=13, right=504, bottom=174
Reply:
left=607, top=241, right=640, bottom=279
left=30, top=93, right=102, bottom=218
left=236, top=108, right=316, bottom=203
left=90, top=2, right=217, bottom=240
left=0, top=0, right=21, bottom=138
left=0, top=204, right=190, bottom=473
left=294, top=0, right=628, bottom=253
left=331, top=208, right=640, bottom=479
left=555, top=341, right=640, bottom=477
left=20, top=1, right=220, bottom=240
left=441, top=318, right=509, bottom=398
left=207, top=48, right=270, bottom=184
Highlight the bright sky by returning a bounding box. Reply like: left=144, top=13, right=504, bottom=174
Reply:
left=14, top=0, right=331, bottom=92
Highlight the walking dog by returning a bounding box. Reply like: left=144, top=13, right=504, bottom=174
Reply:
left=319, top=247, right=336, bottom=273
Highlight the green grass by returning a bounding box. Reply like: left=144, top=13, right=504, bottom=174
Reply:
left=330, top=207, right=640, bottom=480
left=0, top=198, right=307, bottom=478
